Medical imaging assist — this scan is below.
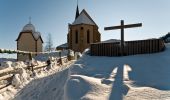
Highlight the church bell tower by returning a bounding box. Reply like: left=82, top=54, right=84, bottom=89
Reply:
left=67, top=2, right=101, bottom=53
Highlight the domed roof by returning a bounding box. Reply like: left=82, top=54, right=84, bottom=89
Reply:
left=22, top=23, right=35, bottom=32
left=16, top=21, right=44, bottom=43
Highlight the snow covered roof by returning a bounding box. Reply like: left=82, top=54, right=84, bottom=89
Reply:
left=22, top=23, right=35, bottom=32
left=101, top=39, right=121, bottom=43
left=57, top=43, right=68, bottom=48
left=56, top=43, right=68, bottom=50
left=72, top=9, right=97, bottom=26
left=16, top=23, right=43, bottom=43
left=33, top=32, right=41, bottom=40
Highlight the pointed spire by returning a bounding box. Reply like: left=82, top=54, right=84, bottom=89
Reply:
left=29, top=16, right=31, bottom=24
left=75, top=0, right=79, bottom=20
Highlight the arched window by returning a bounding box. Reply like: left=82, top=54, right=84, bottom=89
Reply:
left=87, top=30, right=90, bottom=43
left=75, top=30, right=78, bottom=44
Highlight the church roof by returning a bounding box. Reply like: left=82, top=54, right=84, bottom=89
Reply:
left=75, top=5, right=79, bottom=20
left=101, top=39, right=120, bottom=43
left=56, top=43, right=68, bottom=50
left=72, top=9, right=97, bottom=26
left=16, top=23, right=43, bottom=43
left=57, top=43, right=68, bottom=48
left=22, top=23, right=35, bottom=32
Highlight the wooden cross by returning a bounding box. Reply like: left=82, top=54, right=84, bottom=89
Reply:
left=104, top=20, right=142, bottom=55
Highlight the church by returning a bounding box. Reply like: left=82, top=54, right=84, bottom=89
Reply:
left=16, top=21, right=43, bottom=61
left=67, top=5, right=101, bottom=53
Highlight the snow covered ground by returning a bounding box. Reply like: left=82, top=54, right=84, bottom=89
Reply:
left=64, top=44, right=170, bottom=100
left=1, top=44, right=170, bottom=100
left=34, top=50, right=68, bottom=61
left=0, top=58, right=16, bottom=64
left=0, top=60, right=74, bottom=100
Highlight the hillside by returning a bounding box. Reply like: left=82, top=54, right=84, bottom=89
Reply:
left=13, top=43, right=170, bottom=100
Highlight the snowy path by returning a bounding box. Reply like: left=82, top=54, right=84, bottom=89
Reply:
left=3, top=43, right=170, bottom=100
left=11, top=61, right=74, bottom=100
left=14, top=69, right=70, bottom=100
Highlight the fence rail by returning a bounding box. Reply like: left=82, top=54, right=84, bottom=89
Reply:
left=0, top=56, right=70, bottom=91
left=90, top=39, right=165, bottom=56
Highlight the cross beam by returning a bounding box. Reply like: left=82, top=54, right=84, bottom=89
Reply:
left=104, top=20, right=142, bottom=55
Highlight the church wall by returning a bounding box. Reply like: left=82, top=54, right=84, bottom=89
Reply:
left=17, top=33, right=36, bottom=61
left=82, top=24, right=94, bottom=50
left=70, top=25, right=79, bottom=52
left=93, top=26, right=101, bottom=43
left=37, top=38, right=43, bottom=52
left=68, top=24, right=100, bottom=53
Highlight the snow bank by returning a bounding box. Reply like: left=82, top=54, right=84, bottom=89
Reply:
left=0, top=58, right=16, bottom=63
left=14, top=69, right=70, bottom=100
left=7, top=44, right=170, bottom=100
left=74, top=52, right=82, bottom=60
left=34, top=50, right=68, bottom=61
left=64, top=43, right=170, bottom=100
left=64, top=75, right=110, bottom=100
left=64, top=75, right=92, bottom=100
left=0, top=61, right=13, bottom=70
left=12, top=74, right=22, bottom=88
left=11, top=64, right=29, bottom=89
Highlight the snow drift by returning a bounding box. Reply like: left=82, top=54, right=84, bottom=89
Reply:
left=12, top=43, right=170, bottom=100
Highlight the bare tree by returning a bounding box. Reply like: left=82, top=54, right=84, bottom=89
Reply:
left=44, top=33, right=53, bottom=52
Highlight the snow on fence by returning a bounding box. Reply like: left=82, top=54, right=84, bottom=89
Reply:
left=0, top=56, right=72, bottom=91
left=90, top=39, right=165, bottom=56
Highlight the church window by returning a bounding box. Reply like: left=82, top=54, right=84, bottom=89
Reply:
left=81, top=27, right=84, bottom=30
left=87, top=30, right=90, bottom=43
left=75, top=30, right=78, bottom=44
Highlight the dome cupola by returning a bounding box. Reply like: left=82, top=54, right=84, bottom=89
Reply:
left=22, top=23, right=35, bottom=32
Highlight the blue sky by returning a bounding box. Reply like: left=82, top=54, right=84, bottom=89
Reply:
left=0, top=0, right=170, bottom=58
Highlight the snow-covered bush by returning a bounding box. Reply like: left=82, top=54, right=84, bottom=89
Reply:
left=36, top=61, right=44, bottom=66
left=18, top=68, right=29, bottom=82
left=0, top=94, right=4, bottom=100
left=75, top=52, right=82, bottom=60
left=12, top=74, right=22, bottom=88
left=12, top=62, right=22, bottom=70
left=12, top=67, right=29, bottom=88
left=0, top=79, right=8, bottom=85
left=68, top=49, right=74, bottom=57
left=68, top=49, right=75, bottom=60
left=18, top=61, right=27, bottom=67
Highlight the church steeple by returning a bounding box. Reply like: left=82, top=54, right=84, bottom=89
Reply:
left=75, top=0, right=79, bottom=20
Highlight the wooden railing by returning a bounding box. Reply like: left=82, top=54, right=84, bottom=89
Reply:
left=0, top=56, right=71, bottom=92
left=90, top=39, right=165, bottom=56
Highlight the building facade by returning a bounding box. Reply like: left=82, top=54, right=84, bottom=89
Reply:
left=67, top=6, right=101, bottom=53
left=16, top=21, right=43, bottom=61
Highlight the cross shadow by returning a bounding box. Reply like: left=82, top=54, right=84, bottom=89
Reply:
left=109, top=65, right=129, bottom=100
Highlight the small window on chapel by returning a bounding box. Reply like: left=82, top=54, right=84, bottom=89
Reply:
left=75, top=30, right=78, bottom=44
left=81, top=27, right=84, bottom=30
left=87, top=30, right=90, bottom=43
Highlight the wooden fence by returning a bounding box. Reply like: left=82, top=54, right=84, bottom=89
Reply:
left=90, top=39, right=165, bottom=56
left=0, top=56, right=70, bottom=92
